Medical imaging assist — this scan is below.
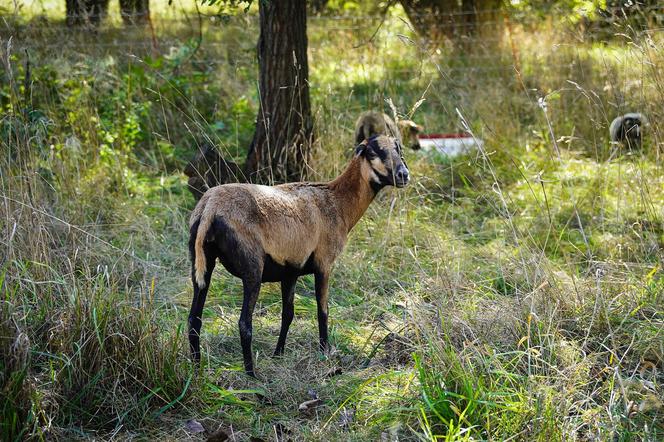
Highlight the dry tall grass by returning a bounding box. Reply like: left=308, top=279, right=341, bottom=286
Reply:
left=1, top=3, right=663, bottom=440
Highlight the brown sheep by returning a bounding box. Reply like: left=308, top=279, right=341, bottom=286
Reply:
left=355, top=111, right=424, bottom=151
left=188, top=135, right=410, bottom=376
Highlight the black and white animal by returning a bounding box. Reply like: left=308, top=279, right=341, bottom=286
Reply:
left=355, top=111, right=424, bottom=151
left=188, top=135, right=410, bottom=376
left=609, top=113, right=647, bottom=149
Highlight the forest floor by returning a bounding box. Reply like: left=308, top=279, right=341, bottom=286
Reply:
left=1, top=2, right=663, bottom=441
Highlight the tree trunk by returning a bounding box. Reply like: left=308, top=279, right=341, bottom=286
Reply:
left=400, top=0, right=457, bottom=42
left=66, top=0, right=109, bottom=27
left=184, top=143, right=244, bottom=201
left=400, top=0, right=503, bottom=48
left=120, top=0, right=150, bottom=26
left=245, top=0, right=313, bottom=184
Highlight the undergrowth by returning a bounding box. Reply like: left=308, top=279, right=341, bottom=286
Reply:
left=1, top=3, right=663, bottom=441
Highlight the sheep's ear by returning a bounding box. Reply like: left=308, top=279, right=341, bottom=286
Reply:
left=355, top=139, right=369, bottom=156
left=405, top=121, right=423, bottom=134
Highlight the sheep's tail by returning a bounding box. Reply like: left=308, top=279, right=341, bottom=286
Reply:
left=194, top=211, right=214, bottom=289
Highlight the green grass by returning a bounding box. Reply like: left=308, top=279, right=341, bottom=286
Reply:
left=1, top=3, right=663, bottom=441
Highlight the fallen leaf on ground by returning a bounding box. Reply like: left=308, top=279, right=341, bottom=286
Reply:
left=298, top=398, right=323, bottom=412
left=185, top=419, right=205, bottom=434
left=206, top=426, right=230, bottom=442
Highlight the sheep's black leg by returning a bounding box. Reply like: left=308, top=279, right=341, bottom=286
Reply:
left=188, top=251, right=216, bottom=363
left=315, top=271, right=330, bottom=352
left=239, top=276, right=261, bottom=377
left=274, top=275, right=298, bottom=356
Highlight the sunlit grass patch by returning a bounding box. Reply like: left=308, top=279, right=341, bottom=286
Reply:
left=2, top=3, right=663, bottom=440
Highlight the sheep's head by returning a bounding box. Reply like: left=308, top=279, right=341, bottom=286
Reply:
left=356, top=135, right=410, bottom=189
left=397, top=120, right=424, bottom=150
left=622, top=116, right=642, bottom=142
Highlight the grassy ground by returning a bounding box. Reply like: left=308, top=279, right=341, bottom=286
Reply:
left=1, top=3, right=663, bottom=441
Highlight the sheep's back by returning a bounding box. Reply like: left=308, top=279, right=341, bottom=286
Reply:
left=194, top=183, right=339, bottom=270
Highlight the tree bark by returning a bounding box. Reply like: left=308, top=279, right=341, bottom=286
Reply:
left=400, top=0, right=503, bottom=47
left=245, top=0, right=313, bottom=184
left=184, top=143, right=243, bottom=201
left=66, top=0, right=109, bottom=27
left=120, top=0, right=150, bottom=26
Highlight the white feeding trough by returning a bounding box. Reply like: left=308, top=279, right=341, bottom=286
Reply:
left=419, top=133, right=482, bottom=158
